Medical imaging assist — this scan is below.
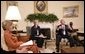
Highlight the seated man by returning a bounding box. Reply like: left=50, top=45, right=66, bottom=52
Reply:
left=68, top=22, right=75, bottom=36
left=2, top=20, right=39, bottom=53
left=31, top=20, right=44, bottom=49
left=56, top=19, right=79, bottom=52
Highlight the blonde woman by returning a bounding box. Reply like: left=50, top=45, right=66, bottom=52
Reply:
left=2, top=20, right=39, bottom=53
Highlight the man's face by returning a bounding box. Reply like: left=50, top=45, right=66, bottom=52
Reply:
left=60, top=20, right=65, bottom=25
left=34, top=20, right=38, bottom=25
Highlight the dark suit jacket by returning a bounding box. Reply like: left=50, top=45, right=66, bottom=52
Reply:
left=31, top=25, right=41, bottom=40
left=56, top=24, right=71, bottom=36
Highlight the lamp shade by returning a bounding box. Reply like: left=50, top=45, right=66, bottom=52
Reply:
left=5, top=6, right=21, bottom=20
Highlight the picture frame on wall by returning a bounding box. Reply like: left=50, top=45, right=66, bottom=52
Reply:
left=63, top=5, right=79, bottom=18
left=34, top=1, right=48, bottom=14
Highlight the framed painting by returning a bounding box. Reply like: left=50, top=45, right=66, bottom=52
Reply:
left=34, top=1, right=48, bottom=14
left=63, top=5, right=79, bottom=18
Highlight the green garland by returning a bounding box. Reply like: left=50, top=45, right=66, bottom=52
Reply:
left=25, top=13, right=59, bottom=23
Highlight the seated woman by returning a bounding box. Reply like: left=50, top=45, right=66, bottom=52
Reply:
left=2, top=20, right=39, bottom=53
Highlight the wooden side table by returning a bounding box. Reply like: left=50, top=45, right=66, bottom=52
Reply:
left=77, top=31, right=84, bottom=46
left=12, top=30, right=30, bottom=42
left=18, top=36, right=30, bottom=42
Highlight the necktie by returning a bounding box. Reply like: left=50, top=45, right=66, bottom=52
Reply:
left=63, top=29, right=66, bottom=35
left=62, top=25, right=66, bottom=35
left=37, top=30, right=39, bottom=35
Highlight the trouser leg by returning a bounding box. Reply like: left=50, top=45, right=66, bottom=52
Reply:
left=65, top=35, right=79, bottom=47
left=36, top=38, right=44, bottom=48
left=56, top=35, right=62, bottom=52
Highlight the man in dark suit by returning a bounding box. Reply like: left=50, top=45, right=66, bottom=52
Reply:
left=31, top=20, right=44, bottom=48
left=56, top=19, right=79, bottom=52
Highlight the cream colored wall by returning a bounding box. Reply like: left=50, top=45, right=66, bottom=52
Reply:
left=16, top=1, right=34, bottom=31
left=48, top=1, right=84, bottom=31
left=1, top=1, right=9, bottom=50
left=48, top=1, right=84, bottom=39
left=1, top=1, right=7, bottom=37
left=1, top=1, right=84, bottom=37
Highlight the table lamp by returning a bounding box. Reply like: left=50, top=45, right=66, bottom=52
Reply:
left=5, top=5, right=21, bottom=30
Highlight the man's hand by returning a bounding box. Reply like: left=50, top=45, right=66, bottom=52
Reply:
left=59, top=26, right=62, bottom=29
left=57, top=26, right=62, bottom=31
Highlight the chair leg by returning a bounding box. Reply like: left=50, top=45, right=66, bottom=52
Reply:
left=44, top=40, right=47, bottom=49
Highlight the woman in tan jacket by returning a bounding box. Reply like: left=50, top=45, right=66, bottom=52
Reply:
left=2, top=20, right=39, bottom=53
